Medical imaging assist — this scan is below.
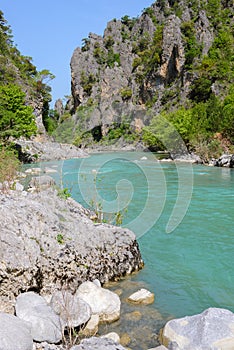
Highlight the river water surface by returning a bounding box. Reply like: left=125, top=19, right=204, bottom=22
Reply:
left=33, top=152, right=234, bottom=348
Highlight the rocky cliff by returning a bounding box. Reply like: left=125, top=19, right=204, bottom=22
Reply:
left=62, top=0, right=233, bottom=147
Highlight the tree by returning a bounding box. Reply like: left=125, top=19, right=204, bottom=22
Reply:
left=0, top=84, right=37, bottom=141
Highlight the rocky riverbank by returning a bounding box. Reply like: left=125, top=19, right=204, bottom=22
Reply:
left=0, top=185, right=143, bottom=313
left=15, top=140, right=88, bottom=162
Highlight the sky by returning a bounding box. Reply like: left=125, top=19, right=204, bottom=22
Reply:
left=1, top=1, right=154, bottom=107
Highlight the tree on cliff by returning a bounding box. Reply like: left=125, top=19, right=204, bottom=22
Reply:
left=0, top=84, right=37, bottom=142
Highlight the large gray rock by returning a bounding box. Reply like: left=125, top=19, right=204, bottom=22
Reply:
left=0, top=312, right=33, bottom=350
left=160, top=307, right=234, bottom=350
left=0, top=189, right=142, bottom=310
left=71, top=337, right=127, bottom=350
left=50, top=290, right=91, bottom=328
left=16, top=140, right=88, bottom=162
left=215, top=154, right=234, bottom=168
left=15, top=292, right=62, bottom=343
left=75, top=281, right=121, bottom=323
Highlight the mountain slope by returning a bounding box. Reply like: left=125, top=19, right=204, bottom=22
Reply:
left=56, top=0, right=234, bottom=158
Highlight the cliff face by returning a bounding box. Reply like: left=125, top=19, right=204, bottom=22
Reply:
left=68, top=0, right=229, bottom=141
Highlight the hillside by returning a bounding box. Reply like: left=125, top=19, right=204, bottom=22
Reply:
left=53, top=0, right=234, bottom=160
left=0, top=10, right=54, bottom=141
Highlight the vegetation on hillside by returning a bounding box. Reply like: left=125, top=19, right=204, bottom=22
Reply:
left=0, top=10, right=54, bottom=184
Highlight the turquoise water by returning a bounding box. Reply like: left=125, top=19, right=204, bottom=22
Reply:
left=35, top=152, right=234, bottom=322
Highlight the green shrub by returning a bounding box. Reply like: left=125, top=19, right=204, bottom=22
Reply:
left=0, top=147, right=20, bottom=190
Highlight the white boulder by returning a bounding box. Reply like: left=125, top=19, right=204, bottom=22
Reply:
left=75, top=281, right=121, bottom=322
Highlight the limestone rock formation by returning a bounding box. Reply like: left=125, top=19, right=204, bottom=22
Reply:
left=0, top=188, right=143, bottom=311
left=67, top=0, right=218, bottom=143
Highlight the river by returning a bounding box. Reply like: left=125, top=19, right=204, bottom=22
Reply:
left=33, top=151, right=234, bottom=348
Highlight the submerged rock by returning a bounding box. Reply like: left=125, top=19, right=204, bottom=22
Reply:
left=127, top=288, right=155, bottom=305
left=160, top=307, right=234, bottom=349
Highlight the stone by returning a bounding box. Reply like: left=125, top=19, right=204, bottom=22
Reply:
left=75, top=281, right=121, bottom=323
left=50, top=290, right=91, bottom=328
left=101, top=332, right=120, bottom=343
left=15, top=181, right=24, bottom=191
left=124, top=310, right=142, bottom=321
left=215, top=154, right=234, bottom=168
left=120, top=333, right=131, bottom=347
left=70, top=337, right=127, bottom=350
left=15, top=292, right=62, bottom=343
left=29, top=175, right=55, bottom=191
left=148, top=347, right=168, bottom=350
left=0, top=312, right=33, bottom=350
left=82, top=314, right=99, bottom=337
left=160, top=307, right=234, bottom=350
left=127, top=288, right=154, bottom=305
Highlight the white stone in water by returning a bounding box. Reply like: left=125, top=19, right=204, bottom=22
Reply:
left=101, top=332, right=120, bottom=343
left=25, top=167, right=41, bottom=174
left=127, top=288, right=155, bottom=305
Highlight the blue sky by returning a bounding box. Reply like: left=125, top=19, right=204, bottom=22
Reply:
left=1, top=1, right=154, bottom=107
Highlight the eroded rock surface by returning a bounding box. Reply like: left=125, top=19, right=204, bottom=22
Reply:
left=0, top=189, right=143, bottom=311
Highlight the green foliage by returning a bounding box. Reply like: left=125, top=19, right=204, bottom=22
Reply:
left=120, top=87, right=132, bottom=100
left=42, top=109, right=59, bottom=135
left=221, top=85, right=234, bottom=142
left=57, top=187, right=71, bottom=200
left=132, top=25, right=163, bottom=88
left=56, top=233, right=64, bottom=244
left=0, top=147, right=20, bottom=190
left=121, top=15, right=136, bottom=30
left=80, top=72, right=96, bottom=95
left=106, top=48, right=120, bottom=68
left=104, top=35, right=115, bottom=49
left=0, top=84, right=37, bottom=141
left=181, top=21, right=202, bottom=68
left=81, top=37, right=91, bottom=52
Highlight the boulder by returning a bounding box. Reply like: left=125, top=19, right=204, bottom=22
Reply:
left=29, top=175, right=55, bottom=191
left=82, top=314, right=99, bottom=337
left=216, top=154, right=234, bottom=168
left=0, top=189, right=142, bottom=310
left=70, top=337, right=127, bottom=350
left=50, top=290, right=91, bottom=328
left=101, top=332, right=120, bottom=343
left=0, top=312, right=33, bottom=350
left=127, top=288, right=154, bottom=305
left=160, top=307, right=234, bottom=349
left=15, top=292, right=62, bottom=343
left=75, top=281, right=121, bottom=323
